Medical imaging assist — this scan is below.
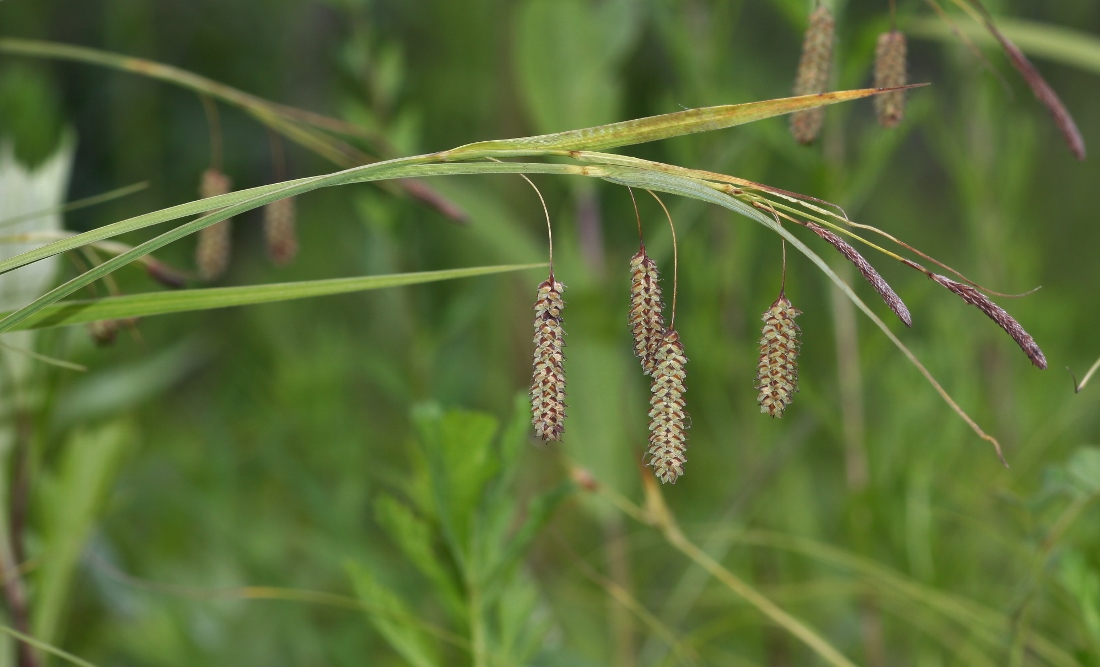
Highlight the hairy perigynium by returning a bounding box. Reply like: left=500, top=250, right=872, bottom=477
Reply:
left=790, top=5, right=835, bottom=144
left=629, top=248, right=667, bottom=376
left=756, top=295, right=802, bottom=418
left=648, top=329, right=689, bottom=484
left=874, top=31, right=908, bottom=128
left=530, top=277, right=567, bottom=441
left=196, top=169, right=233, bottom=281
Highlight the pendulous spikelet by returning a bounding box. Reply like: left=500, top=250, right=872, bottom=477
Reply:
left=264, top=196, right=299, bottom=266
left=790, top=5, right=835, bottom=145
left=874, top=31, right=908, bottom=128
left=756, top=294, right=802, bottom=418
left=629, top=248, right=667, bottom=375
left=805, top=222, right=912, bottom=327
left=930, top=274, right=1047, bottom=369
left=647, top=329, right=689, bottom=484
left=530, top=277, right=567, bottom=441
left=196, top=168, right=233, bottom=281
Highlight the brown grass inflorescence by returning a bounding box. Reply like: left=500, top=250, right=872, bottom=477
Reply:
left=874, top=31, right=908, bottom=128
left=930, top=274, right=1047, bottom=369
left=805, top=222, right=912, bottom=326
left=195, top=168, right=233, bottom=281
left=629, top=247, right=667, bottom=376
left=756, top=294, right=802, bottom=418
left=264, top=196, right=299, bottom=266
left=530, top=276, right=567, bottom=441
left=647, top=329, right=689, bottom=484
left=790, top=5, right=835, bottom=144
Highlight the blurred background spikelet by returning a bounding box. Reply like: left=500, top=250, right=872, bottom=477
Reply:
left=756, top=295, right=802, bottom=417
left=628, top=248, right=666, bottom=375
left=790, top=5, right=835, bottom=144
left=530, top=277, right=567, bottom=441
left=264, top=196, right=298, bottom=266
left=647, top=329, right=688, bottom=483
left=874, top=30, right=908, bottom=128
left=195, top=168, right=232, bottom=281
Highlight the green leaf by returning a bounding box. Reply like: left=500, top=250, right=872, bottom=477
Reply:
left=0, top=264, right=547, bottom=331
left=346, top=562, right=440, bottom=667
left=1067, top=447, right=1100, bottom=497
left=444, top=87, right=921, bottom=157
left=373, top=494, right=464, bottom=619
left=412, top=406, right=501, bottom=564
left=484, top=481, right=575, bottom=597
left=0, top=161, right=584, bottom=334
left=1056, top=550, right=1100, bottom=652
left=33, top=421, right=135, bottom=646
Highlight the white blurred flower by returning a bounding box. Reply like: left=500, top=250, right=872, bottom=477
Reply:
left=0, top=137, right=75, bottom=387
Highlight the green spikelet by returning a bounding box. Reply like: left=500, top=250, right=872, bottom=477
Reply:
left=647, top=329, right=688, bottom=484
left=195, top=168, right=233, bottom=281
left=264, top=196, right=299, bottom=266
left=756, top=294, right=802, bottom=418
left=530, top=277, right=567, bottom=441
left=629, top=248, right=666, bottom=376
left=790, top=5, right=835, bottom=144
left=874, top=31, right=908, bottom=128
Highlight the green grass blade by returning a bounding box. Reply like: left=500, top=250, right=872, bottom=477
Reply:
left=909, top=16, right=1100, bottom=76
left=0, top=175, right=321, bottom=277
left=0, top=626, right=98, bottom=667
left=443, top=87, right=922, bottom=157
left=0, top=161, right=587, bottom=280
left=0, top=181, right=148, bottom=230
left=0, top=162, right=587, bottom=334
left=1, top=264, right=546, bottom=331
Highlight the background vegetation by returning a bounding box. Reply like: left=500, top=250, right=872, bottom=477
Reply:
left=0, top=0, right=1098, bottom=665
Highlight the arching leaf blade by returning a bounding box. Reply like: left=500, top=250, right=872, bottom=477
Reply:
left=444, top=86, right=924, bottom=157
left=2, top=264, right=546, bottom=331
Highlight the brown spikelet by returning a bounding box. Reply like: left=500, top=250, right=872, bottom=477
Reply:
left=87, top=319, right=120, bottom=347
left=805, top=222, right=912, bottom=327
left=874, top=31, right=908, bottom=128
left=790, top=5, right=835, bottom=145
left=930, top=274, right=1047, bottom=369
left=647, top=329, right=689, bottom=484
left=264, top=196, right=299, bottom=266
left=530, top=277, right=567, bottom=441
left=87, top=318, right=140, bottom=347
left=756, top=295, right=802, bottom=418
left=629, top=248, right=667, bottom=375
left=196, top=169, right=233, bottom=281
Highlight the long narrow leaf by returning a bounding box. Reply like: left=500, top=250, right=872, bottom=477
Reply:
left=1, top=264, right=545, bottom=331
left=0, top=162, right=590, bottom=333
left=443, top=86, right=923, bottom=157
left=0, top=161, right=589, bottom=279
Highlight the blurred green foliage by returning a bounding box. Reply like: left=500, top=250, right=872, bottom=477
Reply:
left=0, top=0, right=1098, bottom=665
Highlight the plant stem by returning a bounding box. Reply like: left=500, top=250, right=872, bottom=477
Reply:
left=468, top=582, right=488, bottom=667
